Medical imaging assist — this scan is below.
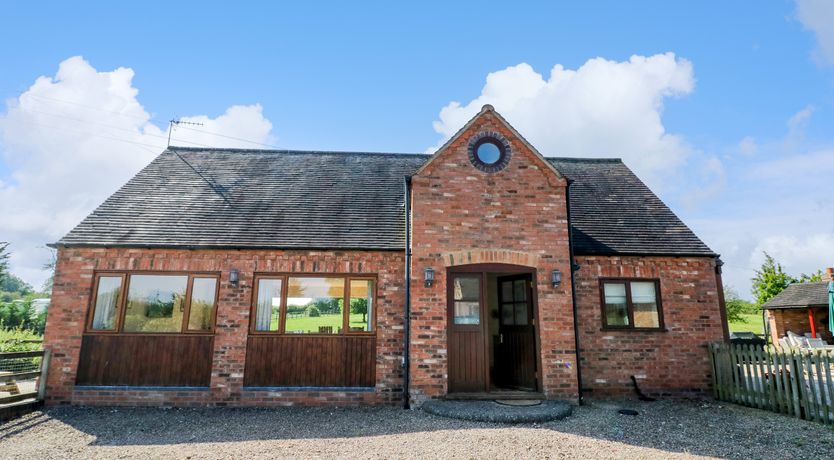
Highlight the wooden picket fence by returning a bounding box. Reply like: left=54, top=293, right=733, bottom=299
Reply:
left=708, top=343, right=834, bottom=424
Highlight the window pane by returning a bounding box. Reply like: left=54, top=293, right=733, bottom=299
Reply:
left=453, top=276, right=480, bottom=301
left=284, top=277, right=344, bottom=334
left=603, top=283, right=629, bottom=327
left=454, top=301, right=480, bottom=325
left=188, top=278, right=217, bottom=331
left=255, top=278, right=283, bottom=332
left=514, top=302, right=528, bottom=325
left=453, top=275, right=480, bottom=324
left=631, top=281, right=660, bottom=328
left=123, top=275, right=188, bottom=333
left=501, top=281, right=513, bottom=302
left=513, top=279, right=526, bottom=301
left=349, top=279, right=374, bottom=332
left=91, top=276, right=122, bottom=330
left=501, top=304, right=514, bottom=325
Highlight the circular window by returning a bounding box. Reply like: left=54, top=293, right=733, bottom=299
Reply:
left=475, top=141, right=502, bottom=164
left=468, top=132, right=511, bottom=172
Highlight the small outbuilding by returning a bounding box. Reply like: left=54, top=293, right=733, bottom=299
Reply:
left=763, top=268, right=834, bottom=345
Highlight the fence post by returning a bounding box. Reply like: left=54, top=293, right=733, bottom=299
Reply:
left=768, top=348, right=780, bottom=413
left=814, top=350, right=829, bottom=424
left=788, top=349, right=802, bottom=418
left=824, top=351, right=834, bottom=425
left=779, top=350, right=796, bottom=416
left=37, top=349, right=51, bottom=401
left=802, top=351, right=818, bottom=422
left=708, top=343, right=720, bottom=399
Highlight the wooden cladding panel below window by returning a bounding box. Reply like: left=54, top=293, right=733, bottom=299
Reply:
left=76, top=335, right=213, bottom=386
left=244, top=335, right=376, bottom=387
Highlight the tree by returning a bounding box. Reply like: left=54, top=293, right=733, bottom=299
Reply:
left=0, top=274, right=33, bottom=296
left=0, top=297, right=45, bottom=334
left=724, top=286, right=758, bottom=323
left=350, top=297, right=368, bottom=323
left=41, top=247, right=57, bottom=294
left=750, top=252, right=794, bottom=307
left=796, top=270, right=823, bottom=283
left=0, top=242, right=9, bottom=283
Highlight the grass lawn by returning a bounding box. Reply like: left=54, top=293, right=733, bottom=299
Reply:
left=728, top=312, right=764, bottom=335
left=279, top=313, right=370, bottom=333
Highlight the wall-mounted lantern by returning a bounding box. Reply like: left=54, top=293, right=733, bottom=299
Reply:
left=229, top=268, right=240, bottom=287
left=424, top=267, right=435, bottom=288
left=551, top=269, right=562, bottom=288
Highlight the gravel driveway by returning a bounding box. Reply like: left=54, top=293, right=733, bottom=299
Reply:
left=1, top=398, right=832, bottom=459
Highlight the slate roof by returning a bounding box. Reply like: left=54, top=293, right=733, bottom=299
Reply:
left=548, top=158, right=715, bottom=256
left=761, top=282, right=831, bottom=310
left=57, top=147, right=716, bottom=257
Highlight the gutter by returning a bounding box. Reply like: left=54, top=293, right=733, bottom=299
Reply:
left=403, top=176, right=412, bottom=409
left=565, top=178, right=584, bottom=405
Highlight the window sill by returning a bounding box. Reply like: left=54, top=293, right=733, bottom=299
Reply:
left=599, top=327, right=668, bottom=333
left=83, top=332, right=215, bottom=336
left=75, top=385, right=209, bottom=392
left=242, top=386, right=375, bottom=393
left=248, top=332, right=376, bottom=337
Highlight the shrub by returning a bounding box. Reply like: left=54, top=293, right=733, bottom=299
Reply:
left=0, top=298, right=45, bottom=335
left=0, top=327, right=42, bottom=372
left=0, top=327, right=42, bottom=352
left=308, top=306, right=321, bottom=317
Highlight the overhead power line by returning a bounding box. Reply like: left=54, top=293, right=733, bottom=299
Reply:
left=19, top=107, right=214, bottom=148
left=24, top=93, right=158, bottom=122
left=173, top=124, right=281, bottom=149
left=8, top=118, right=166, bottom=154
left=13, top=90, right=281, bottom=150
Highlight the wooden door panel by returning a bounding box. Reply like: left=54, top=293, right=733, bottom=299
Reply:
left=497, top=329, right=536, bottom=389
left=447, top=273, right=487, bottom=393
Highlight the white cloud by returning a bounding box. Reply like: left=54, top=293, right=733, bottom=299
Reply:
left=796, top=0, right=834, bottom=65
left=430, top=53, right=710, bottom=190
left=430, top=54, right=830, bottom=299
left=738, top=136, right=757, bottom=156
left=691, top=141, right=834, bottom=297
left=752, top=234, right=834, bottom=277
left=0, top=56, right=275, bottom=288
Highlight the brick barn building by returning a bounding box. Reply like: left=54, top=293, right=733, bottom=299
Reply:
left=43, top=105, right=728, bottom=407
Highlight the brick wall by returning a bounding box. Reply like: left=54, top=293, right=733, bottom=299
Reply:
left=408, top=107, right=577, bottom=404
left=43, top=247, right=405, bottom=406
left=574, top=255, right=725, bottom=396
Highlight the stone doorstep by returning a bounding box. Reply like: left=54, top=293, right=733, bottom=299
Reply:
left=421, top=399, right=572, bottom=424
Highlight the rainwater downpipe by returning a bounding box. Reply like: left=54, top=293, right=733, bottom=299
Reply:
left=566, top=178, right=584, bottom=405
left=403, top=176, right=412, bottom=409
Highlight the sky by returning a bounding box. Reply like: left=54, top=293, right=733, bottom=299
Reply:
left=1, top=0, right=833, bottom=298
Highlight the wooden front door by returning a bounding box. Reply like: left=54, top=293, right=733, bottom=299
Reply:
left=494, top=274, right=537, bottom=390
left=447, top=272, right=487, bottom=393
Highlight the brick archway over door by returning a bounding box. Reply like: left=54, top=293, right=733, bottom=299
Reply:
left=441, top=249, right=541, bottom=269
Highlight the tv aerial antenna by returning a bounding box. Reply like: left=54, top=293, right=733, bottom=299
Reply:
left=167, top=118, right=204, bottom=147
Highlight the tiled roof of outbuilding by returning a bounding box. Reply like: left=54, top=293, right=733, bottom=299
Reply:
left=57, top=147, right=716, bottom=257
left=761, top=282, right=830, bottom=309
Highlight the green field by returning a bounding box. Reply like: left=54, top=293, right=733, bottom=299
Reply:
left=728, top=312, right=764, bottom=335
left=266, top=313, right=370, bottom=333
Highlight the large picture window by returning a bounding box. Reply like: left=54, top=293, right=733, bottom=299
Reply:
left=252, top=274, right=375, bottom=335
left=87, top=272, right=218, bottom=333
left=599, top=279, right=663, bottom=330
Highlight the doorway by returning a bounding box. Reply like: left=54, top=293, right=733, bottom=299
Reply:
left=446, top=264, right=539, bottom=395
left=492, top=274, right=537, bottom=391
